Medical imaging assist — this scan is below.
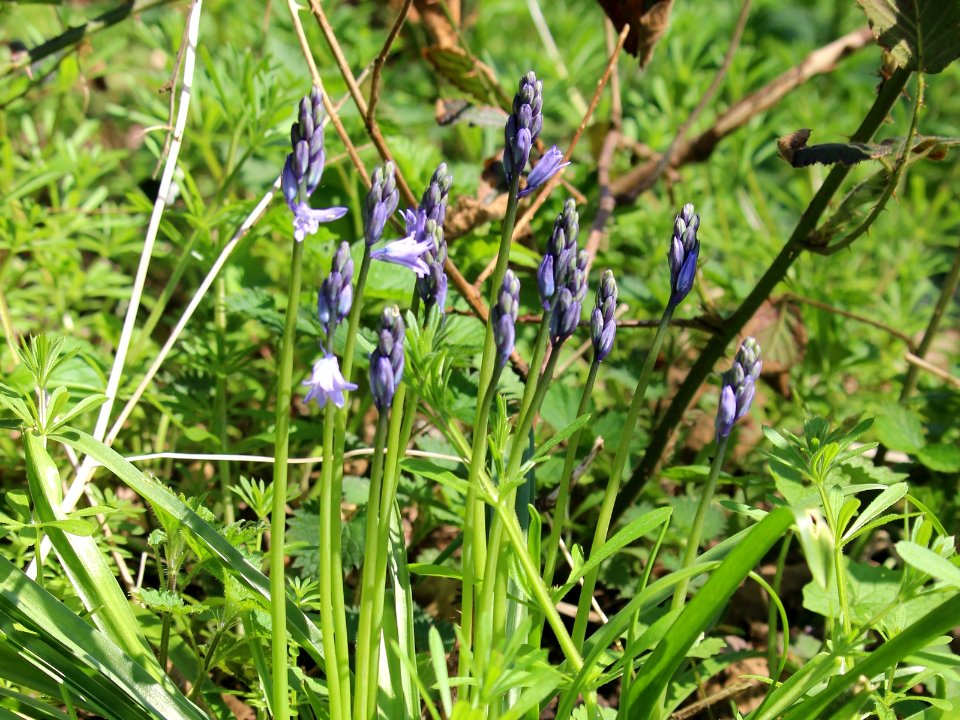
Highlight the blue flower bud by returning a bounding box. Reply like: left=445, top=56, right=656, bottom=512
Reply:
left=715, top=337, right=762, bottom=441
left=492, top=270, right=520, bottom=367
left=363, top=162, right=400, bottom=246
left=668, top=203, right=701, bottom=307
left=369, top=306, right=405, bottom=410
left=591, top=270, right=617, bottom=362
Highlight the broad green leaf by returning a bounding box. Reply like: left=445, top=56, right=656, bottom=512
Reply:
left=874, top=404, right=925, bottom=453
left=24, top=431, right=161, bottom=679
left=627, top=508, right=795, bottom=717
left=0, top=555, right=206, bottom=720
left=916, top=443, right=960, bottom=473
left=857, top=0, right=960, bottom=73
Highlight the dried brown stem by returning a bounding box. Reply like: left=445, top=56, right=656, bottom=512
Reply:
left=612, top=26, right=874, bottom=202
left=644, top=0, right=751, bottom=192
left=287, top=0, right=370, bottom=187
left=367, top=0, right=414, bottom=122
left=309, top=0, right=417, bottom=206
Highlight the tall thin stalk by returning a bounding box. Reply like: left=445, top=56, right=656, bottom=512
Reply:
left=268, top=236, right=305, bottom=720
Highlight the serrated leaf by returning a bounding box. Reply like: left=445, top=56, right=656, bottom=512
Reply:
left=857, top=0, right=960, bottom=73
left=916, top=443, right=960, bottom=472
left=874, top=405, right=925, bottom=453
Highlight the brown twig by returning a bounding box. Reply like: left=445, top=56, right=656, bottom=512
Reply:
left=472, top=23, right=630, bottom=288
left=781, top=292, right=917, bottom=350
left=611, top=27, right=874, bottom=202
left=287, top=0, right=371, bottom=187
left=309, top=0, right=417, bottom=206
left=643, top=0, right=751, bottom=194
left=367, top=0, right=414, bottom=122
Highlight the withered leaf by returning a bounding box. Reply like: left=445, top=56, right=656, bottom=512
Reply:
left=596, top=0, right=674, bottom=67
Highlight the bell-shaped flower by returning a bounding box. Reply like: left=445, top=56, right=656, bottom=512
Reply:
left=303, top=354, right=357, bottom=409
left=518, top=146, right=570, bottom=199
left=371, top=234, right=433, bottom=277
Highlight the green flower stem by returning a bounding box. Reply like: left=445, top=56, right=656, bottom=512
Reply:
left=815, top=482, right=852, bottom=638
left=572, top=306, right=674, bottom=647
left=269, top=237, right=306, bottom=720
left=479, top=349, right=562, bottom=667
left=542, top=359, right=599, bottom=587
left=527, top=358, right=599, bottom=658
left=671, top=435, right=729, bottom=610
left=353, top=411, right=391, bottom=720
left=342, top=250, right=373, bottom=382
left=214, top=274, right=234, bottom=526
left=462, top=174, right=519, bottom=678
left=459, top=367, right=503, bottom=683
left=767, top=533, right=792, bottom=680
left=477, top=471, right=584, bottom=674
left=360, top=382, right=416, bottom=717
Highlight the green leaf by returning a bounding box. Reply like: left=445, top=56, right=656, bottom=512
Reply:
left=873, top=404, right=925, bottom=453
left=0, top=555, right=206, bottom=719
left=856, top=0, right=960, bottom=73
left=429, top=626, right=453, bottom=718
left=896, top=541, right=960, bottom=589
left=841, top=482, right=908, bottom=544
left=916, top=443, right=960, bottom=473
left=627, top=508, right=795, bottom=717
left=408, top=563, right=462, bottom=581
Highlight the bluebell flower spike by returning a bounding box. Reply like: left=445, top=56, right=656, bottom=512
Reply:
left=318, top=241, right=354, bottom=342
left=363, top=162, right=399, bottom=246
left=369, top=306, right=406, bottom=410
left=591, top=270, right=617, bottom=362
left=715, top=337, right=761, bottom=440
left=504, top=71, right=543, bottom=182
left=668, top=202, right=701, bottom=307
left=281, top=87, right=347, bottom=242
left=417, top=220, right=448, bottom=315
left=492, top=270, right=520, bottom=368
left=538, top=200, right=579, bottom=310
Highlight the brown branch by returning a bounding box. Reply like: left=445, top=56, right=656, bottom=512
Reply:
left=287, top=0, right=370, bottom=187
left=309, top=0, right=417, bottom=206
left=611, top=26, right=874, bottom=203
left=643, top=0, right=752, bottom=193
left=367, top=0, right=414, bottom=122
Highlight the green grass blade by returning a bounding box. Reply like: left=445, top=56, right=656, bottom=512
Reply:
left=23, top=430, right=162, bottom=679
left=627, top=507, right=795, bottom=717
left=50, top=427, right=327, bottom=666
left=0, top=554, right=206, bottom=720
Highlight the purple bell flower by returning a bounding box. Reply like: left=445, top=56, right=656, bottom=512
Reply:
left=668, top=203, right=700, bottom=307
left=303, top=354, right=358, bottom=409
left=369, top=307, right=405, bottom=410
left=518, top=146, right=570, bottom=199
left=492, top=270, right=520, bottom=368
left=590, top=270, right=617, bottom=362
left=371, top=235, right=433, bottom=276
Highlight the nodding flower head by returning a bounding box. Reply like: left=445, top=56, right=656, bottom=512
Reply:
left=518, top=146, right=570, bottom=199
left=590, top=269, right=617, bottom=362
left=281, top=87, right=347, bottom=241
left=668, top=203, right=700, bottom=307
left=369, top=306, right=406, bottom=410
left=363, top=162, right=399, bottom=246
left=538, top=200, right=579, bottom=310
left=492, top=270, right=520, bottom=368
left=303, top=354, right=357, bottom=409
left=317, top=241, right=354, bottom=344
left=715, top=337, right=761, bottom=441
left=503, top=71, right=543, bottom=182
